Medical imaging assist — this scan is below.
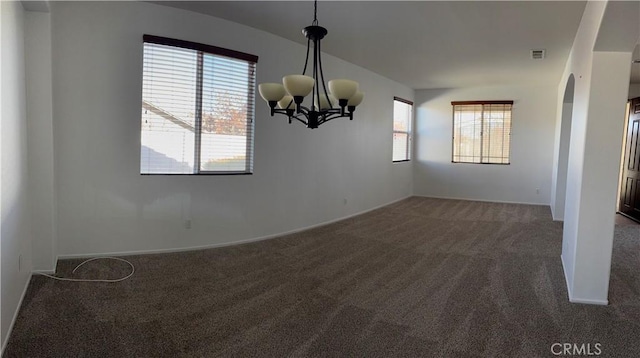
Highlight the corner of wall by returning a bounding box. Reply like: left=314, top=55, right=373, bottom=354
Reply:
left=0, top=275, right=32, bottom=355
left=25, top=9, right=56, bottom=272
left=1, top=0, right=36, bottom=349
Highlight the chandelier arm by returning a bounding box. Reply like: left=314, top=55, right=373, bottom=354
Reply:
left=318, top=114, right=341, bottom=126
left=273, top=106, right=351, bottom=125
left=323, top=109, right=342, bottom=116
left=316, top=38, right=332, bottom=109
left=298, top=105, right=312, bottom=113
left=322, top=111, right=350, bottom=122
left=311, top=37, right=319, bottom=112
left=321, top=114, right=337, bottom=123
left=273, top=109, right=309, bottom=126
left=273, top=109, right=290, bottom=115
left=292, top=115, right=309, bottom=126
left=302, top=37, right=311, bottom=75
left=316, top=38, right=322, bottom=112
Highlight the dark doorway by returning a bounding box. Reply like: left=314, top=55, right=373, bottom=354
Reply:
left=619, top=97, right=640, bottom=222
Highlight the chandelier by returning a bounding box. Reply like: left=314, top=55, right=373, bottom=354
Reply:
left=258, top=0, right=364, bottom=129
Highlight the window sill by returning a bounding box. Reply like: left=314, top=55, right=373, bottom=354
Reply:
left=141, top=172, right=253, bottom=176
left=451, top=161, right=510, bottom=165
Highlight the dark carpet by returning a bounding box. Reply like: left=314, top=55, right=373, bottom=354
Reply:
left=4, top=197, right=640, bottom=357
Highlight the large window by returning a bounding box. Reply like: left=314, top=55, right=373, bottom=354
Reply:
left=141, top=35, right=258, bottom=174
left=452, top=101, right=513, bottom=164
left=393, top=97, right=413, bottom=162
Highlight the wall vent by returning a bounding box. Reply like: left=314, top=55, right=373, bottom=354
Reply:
left=531, top=49, right=546, bottom=60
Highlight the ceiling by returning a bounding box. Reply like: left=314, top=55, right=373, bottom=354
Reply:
left=153, top=1, right=587, bottom=89
left=632, top=45, right=640, bottom=84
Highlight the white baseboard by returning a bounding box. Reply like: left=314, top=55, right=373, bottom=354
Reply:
left=57, top=195, right=413, bottom=260
left=568, top=297, right=609, bottom=305
left=561, top=254, right=573, bottom=300
left=551, top=210, right=564, bottom=222
left=412, top=194, right=550, bottom=207
left=561, top=254, right=609, bottom=306
left=1, top=273, right=33, bottom=355
left=32, top=269, right=55, bottom=274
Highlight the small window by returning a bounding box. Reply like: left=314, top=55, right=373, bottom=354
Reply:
left=141, top=35, right=258, bottom=174
left=452, top=101, right=513, bottom=164
left=393, top=97, right=413, bottom=162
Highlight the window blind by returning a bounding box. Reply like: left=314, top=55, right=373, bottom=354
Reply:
left=393, top=97, right=413, bottom=162
left=452, top=101, right=512, bottom=164
left=141, top=35, right=258, bottom=174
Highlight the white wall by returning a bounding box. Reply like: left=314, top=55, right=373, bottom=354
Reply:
left=25, top=10, right=56, bottom=272
left=550, top=72, right=574, bottom=222
left=551, top=102, right=573, bottom=221
left=553, top=1, right=636, bottom=304
left=555, top=2, right=604, bottom=301
left=49, top=1, right=413, bottom=257
left=1, top=0, right=33, bottom=349
left=413, top=85, right=557, bottom=205
left=573, top=51, right=630, bottom=303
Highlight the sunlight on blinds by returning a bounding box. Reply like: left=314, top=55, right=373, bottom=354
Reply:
left=141, top=44, right=197, bottom=174
left=452, top=102, right=512, bottom=164
left=393, top=99, right=413, bottom=162
left=141, top=38, right=256, bottom=174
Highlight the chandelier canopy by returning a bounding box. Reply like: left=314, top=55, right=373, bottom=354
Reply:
left=258, top=0, right=364, bottom=129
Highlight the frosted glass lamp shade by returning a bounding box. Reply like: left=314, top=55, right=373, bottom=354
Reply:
left=283, top=75, right=315, bottom=97
left=258, top=83, right=286, bottom=102
left=328, top=79, right=358, bottom=100
left=278, top=95, right=295, bottom=109
left=348, top=92, right=364, bottom=107
left=315, top=94, right=336, bottom=110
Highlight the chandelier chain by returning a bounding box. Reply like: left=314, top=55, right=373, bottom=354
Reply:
left=313, top=0, right=319, bottom=25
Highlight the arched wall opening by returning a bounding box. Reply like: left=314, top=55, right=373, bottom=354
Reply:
left=554, top=74, right=575, bottom=222
left=559, top=0, right=638, bottom=304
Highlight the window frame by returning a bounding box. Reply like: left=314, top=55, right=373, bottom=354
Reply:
left=392, top=97, right=414, bottom=163
left=140, top=35, right=259, bottom=175
left=451, top=100, right=513, bottom=165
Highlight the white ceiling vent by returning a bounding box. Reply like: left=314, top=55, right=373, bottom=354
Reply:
left=531, top=49, right=546, bottom=60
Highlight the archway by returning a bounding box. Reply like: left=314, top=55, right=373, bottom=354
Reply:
left=554, top=74, right=575, bottom=221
